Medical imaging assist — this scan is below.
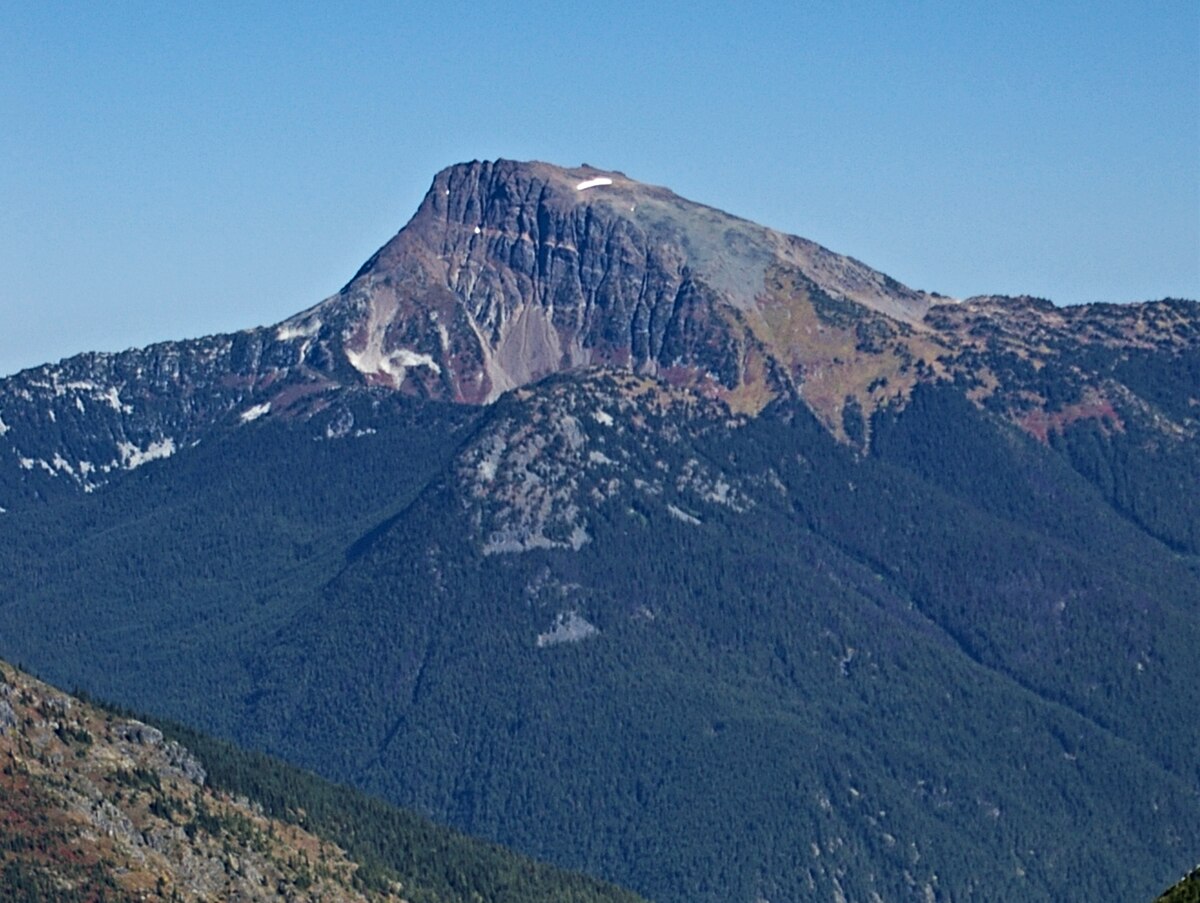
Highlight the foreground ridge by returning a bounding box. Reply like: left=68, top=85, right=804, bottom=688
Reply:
left=0, top=660, right=646, bottom=903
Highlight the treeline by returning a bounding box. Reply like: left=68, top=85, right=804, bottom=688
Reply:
left=153, top=717, right=647, bottom=903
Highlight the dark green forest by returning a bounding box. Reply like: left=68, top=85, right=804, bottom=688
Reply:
left=151, top=713, right=648, bottom=903
left=0, top=372, right=1196, bottom=902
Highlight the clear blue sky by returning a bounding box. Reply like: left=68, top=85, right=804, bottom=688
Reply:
left=2, top=1, right=1197, bottom=376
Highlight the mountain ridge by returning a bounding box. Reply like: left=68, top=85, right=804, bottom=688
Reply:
left=0, top=159, right=1197, bottom=901
left=1, top=159, right=1195, bottom=512
left=0, top=658, right=648, bottom=902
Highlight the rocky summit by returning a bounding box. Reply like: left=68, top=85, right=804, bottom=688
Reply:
left=316, top=159, right=933, bottom=404
left=0, top=160, right=1197, bottom=903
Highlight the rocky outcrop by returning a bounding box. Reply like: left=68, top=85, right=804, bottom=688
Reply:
left=0, top=660, right=402, bottom=902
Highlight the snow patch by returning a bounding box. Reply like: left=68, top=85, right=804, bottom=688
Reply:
left=346, top=345, right=441, bottom=385
left=51, top=454, right=75, bottom=477
left=116, top=438, right=176, bottom=470
left=276, top=317, right=322, bottom=342
left=536, top=611, right=600, bottom=647
left=240, top=402, right=271, bottom=423
left=0, top=416, right=8, bottom=436
left=102, top=387, right=131, bottom=413
left=391, top=348, right=441, bottom=373
left=587, top=450, right=615, bottom=466
left=592, top=409, right=614, bottom=427
left=667, top=503, right=702, bottom=526
left=575, top=177, right=613, bottom=191
left=75, top=397, right=85, bottom=413
left=18, top=457, right=34, bottom=471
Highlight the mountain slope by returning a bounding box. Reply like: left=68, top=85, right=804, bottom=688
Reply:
left=0, top=159, right=1197, bottom=901
left=2, top=370, right=1194, bottom=901
left=0, top=659, right=646, bottom=903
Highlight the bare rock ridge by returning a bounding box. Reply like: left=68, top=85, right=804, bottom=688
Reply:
left=295, top=159, right=937, bottom=405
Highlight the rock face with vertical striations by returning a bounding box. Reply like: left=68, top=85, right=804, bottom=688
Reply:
left=317, top=159, right=935, bottom=405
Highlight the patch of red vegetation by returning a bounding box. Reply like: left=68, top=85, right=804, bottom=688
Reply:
left=256, top=370, right=280, bottom=390
left=0, top=770, right=101, bottom=880
left=658, top=365, right=702, bottom=389
left=269, top=381, right=333, bottom=412
left=1018, top=398, right=1124, bottom=444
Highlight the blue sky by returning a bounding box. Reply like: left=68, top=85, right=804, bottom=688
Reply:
left=2, top=1, right=1197, bottom=376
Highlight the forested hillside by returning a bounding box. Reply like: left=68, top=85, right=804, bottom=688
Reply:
left=1, top=369, right=1196, bottom=901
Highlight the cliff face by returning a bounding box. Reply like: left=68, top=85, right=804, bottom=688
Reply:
left=316, top=159, right=935, bottom=406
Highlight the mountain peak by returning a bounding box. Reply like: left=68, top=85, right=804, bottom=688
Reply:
left=307, top=158, right=935, bottom=410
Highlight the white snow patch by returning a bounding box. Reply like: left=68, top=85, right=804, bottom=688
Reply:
left=240, top=402, right=271, bottom=423
left=101, top=387, right=130, bottom=413
left=47, top=410, right=55, bottom=423
left=667, top=503, right=702, bottom=526
left=473, top=225, right=482, bottom=235
left=18, top=457, right=34, bottom=471
left=575, top=177, right=613, bottom=191
left=588, top=450, right=615, bottom=466
left=478, top=459, right=498, bottom=482
left=75, top=397, right=85, bottom=413
left=0, top=416, right=8, bottom=436
left=592, top=409, right=614, bottom=427
left=536, top=611, right=600, bottom=647
left=116, top=438, right=176, bottom=470
left=51, top=453, right=75, bottom=477
left=346, top=345, right=441, bottom=384
left=63, top=380, right=99, bottom=392
left=276, top=317, right=322, bottom=342
left=392, top=348, right=441, bottom=373
left=79, top=461, right=94, bottom=476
